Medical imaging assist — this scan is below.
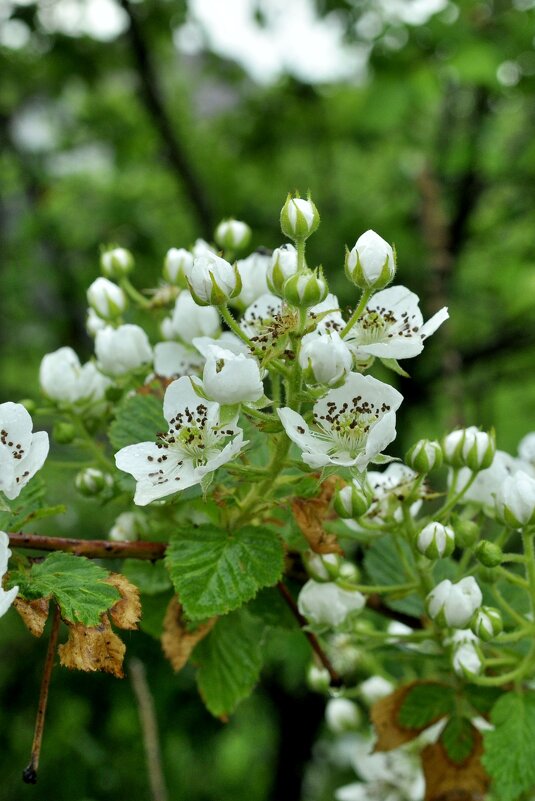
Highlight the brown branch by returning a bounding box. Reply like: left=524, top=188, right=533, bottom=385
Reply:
left=22, top=604, right=61, bottom=784
left=129, top=658, right=169, bottom=801
left=119, top=0, right=214, bottom=238
left=8, top=532, right=167, bottom=561
left=277, top=582, right=343, bottom=687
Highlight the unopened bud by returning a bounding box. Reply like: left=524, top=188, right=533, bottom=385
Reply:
left=302, top=551, right=342, bottom=582
left=280, top=194, right=320, bottom=241
left=405, top=439, right=443, bottom=473
left=188, top=253, right=242, bottom=306
left=442, top=427, right=495, bottom=471
left=495, top=471, right=535, bottom=529
left=267, top=244, right=298, bottom=295
left=214, top=219, right=251, bottom=252
left=307, top=664, right=330, bottom=692
left=282, top=268, right=328, bottom=309
left=87, top=277, right=127, bottom=320
left=75, top=467, right=113, bottom=497
left=100, top=246, right=134, bottom=279
left=416, top=522, right=455, bottom=560
left=334, top=483, right=373, bottom=519
left=345, top=230, right=396, bottom=291
left=53, top=421, right=76, bottom=444
left=475, top=540, right=503, bottom=567
left=325, top=698, right=361, bottom=733
left=452, top=637, right=483, bottom=678
left=471, top=606, right=503, bottom=641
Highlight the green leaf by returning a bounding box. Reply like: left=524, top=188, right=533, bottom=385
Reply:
left=398, top=682, right=456, bottom=729
left=0, top=476, right=47, bottom=531
left=13, top=553, right=121, bottom=626
left=165, top=525, right=285, bottom=620
left=139, top=593, right=172, bottom=639
left=364, top=535, right=424, bottom=617
left=441, top=716, right=476, bottom=765
left=108, top=393, right=166, bottom=451
left=122, top=559, right=172, bottom=595
left=194, top=610, right=263, bottom=717
left=483, top=692, right=535, bottom=801
left=465, top=685, right=502, bottom=715
left=247, top=587, right=298, bottom=630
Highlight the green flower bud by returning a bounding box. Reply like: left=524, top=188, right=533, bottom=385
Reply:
left=100, top=246, right=134, bottom=279
left=453, top=518, right=479, bottom=548
left=267, top=244, right=298, bottom=295
left=87, top=277, right=127, bottom=320
left=344, top=230, right=396, bottom=291
left=475, top=540, right=503, bottom=568
left=307, top=663, right=330, bottom=693
left=302, top=551, right=342, bottom=582
left=416, top=521, right=455, bottom=560
left=405, top=439, right=443, bottom=473
left=188, top=253, right=242, bottom=306
left=495, top=472, right=535, bottom=529
left=282, top=267, right=328, bottom=308
left=471, top=606, right=503, bottom=641
left=442, top=427, right=495, bottom=471
left=75, top=467, right=113, bottom=497
left=214, top=219, right=251, bottom=252
left=334, top=483, right=373, bottom=519
left=280, top=194, right=320, bottom=241
left=53, top=421, right=76, bottom=444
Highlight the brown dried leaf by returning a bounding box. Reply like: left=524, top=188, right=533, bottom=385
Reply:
left=58, top=616, right=125, bottom=678
left=106, top=572, right=141, bottom=631
left=422, top=727, right=489, bottom=801
left=291, top=476, right=345, bottom=555
left=161, top=597, right=216, bottom=672
left=371, top=682, right=451, bottom=752
left=14, top=596, right=50, bottom=637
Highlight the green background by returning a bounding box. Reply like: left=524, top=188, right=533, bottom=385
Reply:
left=1, top=1, right=534, bottom=799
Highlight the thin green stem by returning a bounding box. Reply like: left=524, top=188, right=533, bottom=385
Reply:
left=340, top=289, right=372, bottom=338
left=436, top=472, right=478, bottom=520
left=496, top=566, right=529, bottom=589
left=219, top=304, right=253, bottom=346
left=492, top=585, right=529, bottom=627
left=120, top=277, right=152, bottom=309
left=296, top=238, right=306, bottom=272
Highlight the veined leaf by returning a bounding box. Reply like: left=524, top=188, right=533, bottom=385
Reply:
left=194, top=610, right=264, bottom=717
left=13, top=552, right=120, bottom=626
left=165, top=525, right=285, bottom=620
left=108, top=393, right=166, bottom=451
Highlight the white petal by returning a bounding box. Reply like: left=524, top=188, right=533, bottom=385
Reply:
left=0, top=585, right=18, bottom=618
left=277, top=408, right=328, bottom=456
left=0, top=402, right=33, bottom=455
left=8, top=431, right=50, bottom=500
left=163, top=375, right=218, bottom=424
left=420, top=306, right=449, bottom=339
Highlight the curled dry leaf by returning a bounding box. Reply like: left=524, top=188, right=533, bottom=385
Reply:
left=291, top=476, right=344, bottom=555
left=14, top=597, right=50, bottom=638
left=106, top=572, right=141, bottom=631
left=161, top=597, right=216, bottom=672
left=422, top=726, right=489, bottom=801
left=58, top=616, right=126, bottom=678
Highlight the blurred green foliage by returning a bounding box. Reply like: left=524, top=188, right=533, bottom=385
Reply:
left=1, top=1, right=535, bottom=798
